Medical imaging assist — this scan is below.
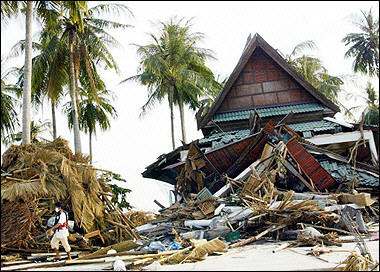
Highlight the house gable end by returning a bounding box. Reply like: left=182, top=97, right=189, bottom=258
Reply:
left=198, top=33, right=340, bottom=130
left=216, top=48, right=319, bottom=113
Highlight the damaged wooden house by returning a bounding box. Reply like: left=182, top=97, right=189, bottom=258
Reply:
left=142, top=33, right=379, bottom=202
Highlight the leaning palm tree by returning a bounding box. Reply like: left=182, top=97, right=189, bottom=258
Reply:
left=122, top=17, right=218, bottom=149
left=342, top=8, right=379, bottom=77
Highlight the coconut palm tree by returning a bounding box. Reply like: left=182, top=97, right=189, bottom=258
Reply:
left=281, top=41, right=345, bottom=105
left=7, top=2, right=132, bottom=151
left=1, top=1, right=63, bottom=144
left=123, top=17, right=218, bottom=149
left=51, top=1, right=132, bottom=153
left=8, top=27, right=68, bottom=140
left=1, top=76, right=21, bottom=143
left=1, top=1, right=32, bottom=144
left=3, top=119, right=52, bottom=146
left=342, top=8, right=379, bottom=77
left=363, top=82, right=379, bottom=125
left=63, top=87, right=117, bottom=164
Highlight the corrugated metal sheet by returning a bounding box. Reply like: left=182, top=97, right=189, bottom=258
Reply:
left=213, top=102, right=324, bottom=122
left=286, top=137, right=338, bottom=190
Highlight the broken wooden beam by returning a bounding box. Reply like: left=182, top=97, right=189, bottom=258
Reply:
left=229, top=224, right=286, bottom=248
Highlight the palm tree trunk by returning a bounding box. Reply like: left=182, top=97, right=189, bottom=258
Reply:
left=22, top=1, right=32, bottom=144
left=51, top=101, right=57, bottom=139
left=169, top=86, right=175, bottom=150
left=89, top=132, right=92, bottom=164
left=178, top=98, right=187, bottom=145
left=68, top=30, right=82, bottom=153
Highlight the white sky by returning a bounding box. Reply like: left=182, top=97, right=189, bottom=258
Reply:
left=1, top=1, right=379, bottom=212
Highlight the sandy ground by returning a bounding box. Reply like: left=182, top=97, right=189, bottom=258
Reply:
left=20, top=233, right=378, bottom=271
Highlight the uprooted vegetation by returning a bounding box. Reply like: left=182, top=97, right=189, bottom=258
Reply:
left=1, top=137, right=136, bottom=252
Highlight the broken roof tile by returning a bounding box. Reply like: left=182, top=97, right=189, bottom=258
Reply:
left=319, top=160, right=379, bottom=187
left=213, top=102, right=324, bottom=122
left=288, top=120, right=340, bottom=133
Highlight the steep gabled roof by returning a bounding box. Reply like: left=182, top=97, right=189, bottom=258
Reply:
left=197, top=33, right=340, bottom=130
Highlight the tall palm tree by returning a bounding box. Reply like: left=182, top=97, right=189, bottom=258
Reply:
left=52, top=1, right=132, bottom=153
left=123, top=17, right=218, bottom=149
left=64, top=88, right=117, bottom=163
left=8, top=25, right=68, bottom=140
left=21, top=1, right=33, bottom=145
left=342, top=8, right=379, bottom=77
left=1, top=1, right=62, bottom=144
left=1, top=1, right=32, bottom=144
left=7, top=2, right=132, bottom=151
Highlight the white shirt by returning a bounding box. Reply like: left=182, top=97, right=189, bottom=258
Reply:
left=55, top=211, right=69, bottom=239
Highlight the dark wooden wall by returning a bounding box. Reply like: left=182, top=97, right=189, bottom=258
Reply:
left=216, top=48, right=318, bottom=113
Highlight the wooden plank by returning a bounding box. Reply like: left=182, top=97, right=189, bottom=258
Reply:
left=0, top=260, right=66, bottom=271
left=78, top=250, right=158, bottom=260
left=281, top=158, right=317, bottom=192
left=229, top=224, right=286, bottom=248
left=1, top=260, right=33, bottom=267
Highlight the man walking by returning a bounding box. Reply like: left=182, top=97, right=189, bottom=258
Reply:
left=47, top=202, right=72, bottom=260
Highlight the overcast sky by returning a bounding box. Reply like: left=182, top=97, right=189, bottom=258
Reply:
left=1, top=1, right=379, bottom=212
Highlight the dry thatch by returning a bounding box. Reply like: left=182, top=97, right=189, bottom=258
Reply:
left=124, top=210, right=156, bottom=227
left=1, top=137, right=136, bottom=251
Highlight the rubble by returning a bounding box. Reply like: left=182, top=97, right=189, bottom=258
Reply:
left=1, top=120, right=378, bottom=271
left=1, top=138, right=137, bottom=254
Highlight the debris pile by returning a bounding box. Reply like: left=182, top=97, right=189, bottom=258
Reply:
left=121, top=121, right=378, bottom=269
left=1, top=138, right=137, bottom=253
left=1, top=122, right=378, bottom=271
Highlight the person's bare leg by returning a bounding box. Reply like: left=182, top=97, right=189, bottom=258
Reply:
left=66, top=251, right=72, bottom=260
left=53, top=248, right=61, bottom=260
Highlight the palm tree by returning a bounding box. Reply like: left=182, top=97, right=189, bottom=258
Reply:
left=8, top=24, right=68, bottom=140
left=123, top=17, right=218, bottom=149
left=281, top=41, right=344, bottom=104
left=1, top=75, right=21, bottom=144
left=63, top=87, right=117, bottom=164
left=360, top=82, right=379, bottom=126
left=342, top=8, right=379, bottom=77
left=1, top=1, right=32, bottom=144
left=1, top=1, right=18, bottom=23
left=199, top=75, right=227, bottom=115
left=363, top=82, right=379, bottom=126
left=2, top=1, right=63, bottom=144
left=3, top=119, right=52, bottom=146
left=7, top=2, right=132, bottom=151
left=21, top=1, right=33, bottom=145
left=52, top=1, right=132, bottom=153
left=344, top=81, right=379, bottom=125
